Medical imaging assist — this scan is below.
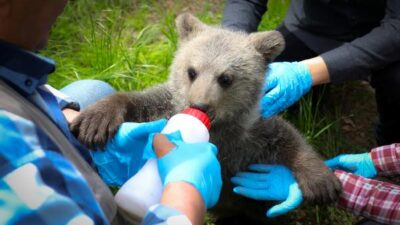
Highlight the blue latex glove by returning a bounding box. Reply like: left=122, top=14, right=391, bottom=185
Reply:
left=231, top=164, right=303, bottom=217
left=157, top=138, right=222, bottom=209
left=91, top=119, right=167, bottom=186
left=261, top=62, right=312, bottom=118
left=325, top=153, right=377, bottom=178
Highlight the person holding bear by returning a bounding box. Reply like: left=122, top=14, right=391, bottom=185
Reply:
left=0, top=1, right=221, bottom=225
left=232, top=144, right=400, bottom=224
left=223, top=0, right=400, bottom=146
left=223, top=1, right=400, bottom=224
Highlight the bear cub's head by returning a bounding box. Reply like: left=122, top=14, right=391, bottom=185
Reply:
left=169, top=13, right=284, bottom=125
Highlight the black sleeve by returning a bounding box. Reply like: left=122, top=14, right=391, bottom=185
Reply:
left=222, top=0, right=269, bottom=33
left=321, top=0, right=400, bottom=83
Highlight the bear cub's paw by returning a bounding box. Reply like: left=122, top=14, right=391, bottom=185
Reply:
left=296, top=167, right=342, bottom=204
left=70, top=94, right=128, bottom=150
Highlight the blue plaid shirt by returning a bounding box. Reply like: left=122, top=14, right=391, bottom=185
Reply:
left=0, top=40, right=191, bottom=225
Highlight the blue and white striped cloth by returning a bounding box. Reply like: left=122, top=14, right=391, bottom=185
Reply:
left=0, top=40, right=191, bottom=225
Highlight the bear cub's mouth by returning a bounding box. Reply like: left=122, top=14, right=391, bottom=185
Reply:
left=189, top=103, right=209, bottom=113
left=188, top=102, right=218, bottom=125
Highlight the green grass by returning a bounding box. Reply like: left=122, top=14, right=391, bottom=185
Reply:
left=44, top=0, right=359, bottom=224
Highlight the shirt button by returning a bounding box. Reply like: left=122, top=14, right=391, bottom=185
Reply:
left=25, top=79, right=32, bottom=87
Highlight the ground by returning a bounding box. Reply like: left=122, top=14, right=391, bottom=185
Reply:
left=45, top=0, right=379, bottom=224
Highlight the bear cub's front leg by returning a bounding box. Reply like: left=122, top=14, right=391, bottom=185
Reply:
left=70, top=85, right=174, bottom=149
left=289, top=149, right=342, bottom=204
left=260, top=117, right=342, bottom=204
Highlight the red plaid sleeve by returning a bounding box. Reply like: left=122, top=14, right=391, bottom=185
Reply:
left=371, top=143, right=400, bottom=176
left=335, top=170, right=400, bottom=225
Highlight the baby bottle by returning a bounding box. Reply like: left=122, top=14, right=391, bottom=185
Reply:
left=114, top=107, right=211, bottom=223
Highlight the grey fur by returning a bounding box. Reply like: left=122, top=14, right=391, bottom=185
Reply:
left=70, top=13, right=341, bottom=222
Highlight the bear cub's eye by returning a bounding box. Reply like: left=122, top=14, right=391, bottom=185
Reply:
left=218, top=74, right=233, bottom=88
left=188, top=67, right=197, bottom=82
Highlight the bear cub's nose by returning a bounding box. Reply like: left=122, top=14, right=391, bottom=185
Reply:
left=190, top=103, right=209, bottom=113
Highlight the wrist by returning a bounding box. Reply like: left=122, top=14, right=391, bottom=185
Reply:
left=62, top=108, right=80, bottom=124
left=301, top=56, right=330, bottom=86
left=364, top=152, right=377, bottom=177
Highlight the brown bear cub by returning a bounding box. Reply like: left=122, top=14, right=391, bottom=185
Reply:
left=71, top=13, right=341, bottom=223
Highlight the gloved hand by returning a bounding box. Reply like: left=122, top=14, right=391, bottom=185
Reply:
left=261, top=62, right=312, bottom=118
left=91, top=119, right=167, bottom=186
left=325, top=153, right=377, bottom=178
left=231, top=164, right=302, bottom=217
left=157, top=138, right=222, bottom=209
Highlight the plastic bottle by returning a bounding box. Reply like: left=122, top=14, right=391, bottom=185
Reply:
left=114, top=108, right=211, bottom=224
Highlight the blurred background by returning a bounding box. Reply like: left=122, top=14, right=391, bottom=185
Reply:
left=44, top=0, right=378, bottom=224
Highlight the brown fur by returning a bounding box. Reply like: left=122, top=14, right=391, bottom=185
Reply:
left=71, top=13, right=341, bottom=223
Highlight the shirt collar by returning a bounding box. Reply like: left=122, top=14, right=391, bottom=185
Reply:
left=0, top=40, right=55, bottom=95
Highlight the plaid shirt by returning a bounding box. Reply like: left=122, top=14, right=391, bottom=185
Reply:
left=335, top=144, right=400, bottom=225
left=371, top=144, right=400, bottom=177
left=0, top=41, right=191, bottom=225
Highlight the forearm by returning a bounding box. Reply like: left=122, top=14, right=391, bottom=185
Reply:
left=161, top=183, right=205, bottom=225
left=371, top=143, right=400, bottom=176
left=126, top=85, right=174, bottom=122
left=320, top=1, right=400, bottom=83
left=153, top=134, right=206, bottom=225
left=222, top=0, right=268, bottom=33
left=335, top=170, right=400, bottom=224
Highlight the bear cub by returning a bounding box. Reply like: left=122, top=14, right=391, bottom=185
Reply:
left=71, top=13, right=341, bottom=222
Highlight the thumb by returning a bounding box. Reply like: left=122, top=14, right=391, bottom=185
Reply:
left=260, top=87, right=283, bottom=118
left=263, top=75, right=278, bottom=93
left=262, top=90, right=289, bottom=118
left=266, top=183, right=302, bottom=218
left=209, top=143, right=218, bottom=155
left=263, top=63, right=279, bottom=93
left=325, top=156, right=341, bottom=169
left=127, top=119, right=167, bottom=139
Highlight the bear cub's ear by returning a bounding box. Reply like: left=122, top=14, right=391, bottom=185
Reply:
left=249, top=31, right=285, bottom=63
left=175, top=13, right=207, bottom=41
